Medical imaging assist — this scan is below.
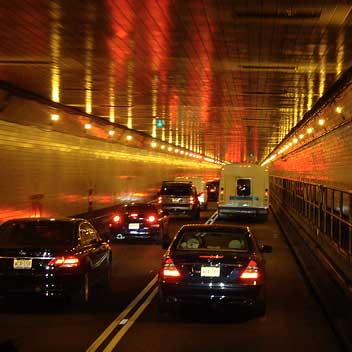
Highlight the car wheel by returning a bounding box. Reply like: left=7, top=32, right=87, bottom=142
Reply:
left=191, top=209, right=200, bottom=220
left=103, top=260, right=112, bottom=291
left=196, top=209, right=200, bottom=220
left=252, top=299, right=266, bottom=317
left=251, top=288, right=266, bottom=317
left=73, top=272, right=90, bottom=306
left=157, top=291, right=171, bottom=314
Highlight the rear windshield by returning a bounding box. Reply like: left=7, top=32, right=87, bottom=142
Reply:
left=160, top=185, right=192, bottom=196
left=0, top=221, right=75, bottom=247
left=125, top=205, right=157, bottom=214
left=237, top=179, right=251, bottom=196
left=174, top=229, right=251, bottom=251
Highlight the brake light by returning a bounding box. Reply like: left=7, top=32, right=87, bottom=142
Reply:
left=113, top=214, right=121, bottom=223
left=48, top=256, right=80, bottom=268
left=161, top=257, right=181, bottom=278
left=130, top=213, right=138, bottom=218
left=147, top=214, right=157, bottom=223
left=157, top=196, right=162, bottom=204
left=190, top=196, right=194, bottom=205
left=199, top=255, right=224, bottom=259
left=240, top=260, right=259, bottom=279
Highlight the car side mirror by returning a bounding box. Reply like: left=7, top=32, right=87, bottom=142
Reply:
left=260, top=244, right=272, bottom=253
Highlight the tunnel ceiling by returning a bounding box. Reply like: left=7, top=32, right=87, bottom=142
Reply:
left=1, top=0, right=352, bottom=164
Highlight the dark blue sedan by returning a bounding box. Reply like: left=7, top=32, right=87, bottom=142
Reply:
left=158, top=224, right=272, bottom=316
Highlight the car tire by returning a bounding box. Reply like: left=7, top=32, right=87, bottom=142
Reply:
left=191, top=208, right=200, bottom=220
left=103, top=260, right=112, bottom=291
left=196, top=209, right=200, bottom=220
left=252, top=300, right=266, bottom=317
left=73, top=272, right=90, bottom=306
left=157, top=291, right=171, bottom=314
left=252, top=288, right=266, bottom=316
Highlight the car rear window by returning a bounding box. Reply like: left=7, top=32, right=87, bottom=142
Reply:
left=0, top=221, right=75, bottom=247
left=161, top=185, right=192, bottom=196
left=125, top=205, right=157, bottom=215
left=174, top=229, right=251, bottom=251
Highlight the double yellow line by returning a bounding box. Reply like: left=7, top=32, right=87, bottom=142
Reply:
left=86, top=275, right=158, bottom=352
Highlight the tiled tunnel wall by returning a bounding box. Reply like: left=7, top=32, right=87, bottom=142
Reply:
left=270, top=79, right=352, bottom=191
left=0, top=94, right=220, bottom=222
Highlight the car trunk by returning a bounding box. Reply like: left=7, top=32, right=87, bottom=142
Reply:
left=171, top=250, right=252, bottom=284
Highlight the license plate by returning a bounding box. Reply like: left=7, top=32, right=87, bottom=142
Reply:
left=13, top=258, right=32, bottom=269
left=201, top=266, right=220, bottom=277
left=128, top=223, right=140, bottom=230
left=171, top=198, right=180, bottom=203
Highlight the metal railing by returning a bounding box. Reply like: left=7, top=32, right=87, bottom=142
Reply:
left=270, top=176, right=352, bottom=261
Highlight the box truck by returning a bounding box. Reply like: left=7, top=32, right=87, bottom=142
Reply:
left=217, top=164, right=269, bottom=220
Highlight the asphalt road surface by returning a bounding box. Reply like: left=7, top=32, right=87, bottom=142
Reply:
left=0, top=203, right=343, bottom=352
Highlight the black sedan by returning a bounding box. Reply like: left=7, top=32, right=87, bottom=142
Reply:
left=108, top=203, right=169, bottom=243
left=0, top=217, right=112, bottom=304
left=158, top=224, right=272, bottom=315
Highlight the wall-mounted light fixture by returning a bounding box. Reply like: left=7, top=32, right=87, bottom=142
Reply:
left=51, top=114, right=59, bottom=122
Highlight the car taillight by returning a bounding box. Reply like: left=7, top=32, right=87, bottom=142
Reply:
left=48, top=256, right=80, bottom=268
left=161, top=257, right=181, bottom=278
left=220, top=188, right=224, bottom=201
left=147, top=214, right=157, bottom=223
left=198, top=192, right=204, bottom=201
left=240, top=260, right=259, bottom=280
left=189, top=196, right=194, bottom=205
left=157, top=196, right=162, bottom=204
left=113, top=214, right=122, bottom=223
left=130, top=213, right=138, bottom=218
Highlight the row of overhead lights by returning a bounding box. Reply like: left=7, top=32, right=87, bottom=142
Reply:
left=50, top=114, right=223, bottom=165
left=261, top=106, right=343, bottom=166
left=150, top=140, right=223, bottom=164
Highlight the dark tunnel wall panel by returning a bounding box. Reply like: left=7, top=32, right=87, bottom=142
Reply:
left=270, top=123, right=352, bottom=190
left=0, top=120, right=219, bottom=222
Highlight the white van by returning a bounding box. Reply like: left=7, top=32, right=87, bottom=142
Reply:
left=174, top=176, right=208, bottom=210
left=217, top=164, right=269, bottom=220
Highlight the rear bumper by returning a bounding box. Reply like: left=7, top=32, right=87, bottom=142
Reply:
left=218, top=206, right=268, bottom=218
left=162, top=205, right=194, bottom=216
left=109, top=226, right=159, bottom=240
left=0, top=272, right=82, bottom=298
left=159, top=282, right=264, bottom=306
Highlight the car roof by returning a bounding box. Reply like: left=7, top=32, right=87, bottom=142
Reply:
left=122, top=203, right=156, bottom=209
left=162, top=181, right=192, bottom=186
left=2, top=217, right=85, bottom=224
left=178, top=224, right=250, bottom=233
